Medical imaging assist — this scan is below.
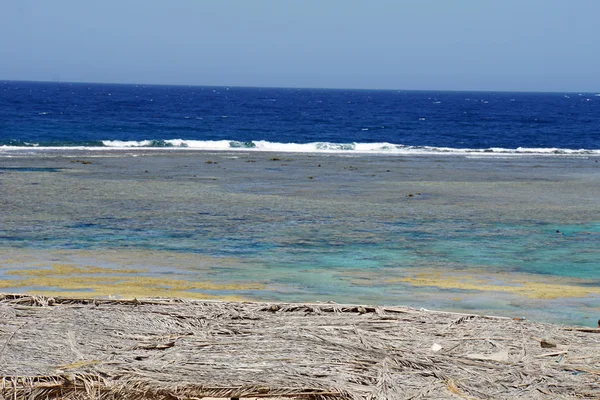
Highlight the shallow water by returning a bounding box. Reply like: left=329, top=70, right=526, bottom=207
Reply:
left=1, top=150, right=599, bottom=325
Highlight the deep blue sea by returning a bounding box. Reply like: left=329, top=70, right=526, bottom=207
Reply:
left=1, top=80, right=599, bottom=153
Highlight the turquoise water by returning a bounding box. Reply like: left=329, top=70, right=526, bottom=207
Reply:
left=0, top=151, right=599, bottom=325
left=5, top=216, right=598, bottom=279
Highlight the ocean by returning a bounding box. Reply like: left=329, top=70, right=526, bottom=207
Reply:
left=1, top=81, right=599, bottom=326
left=2, top=80, right=599, bottom=153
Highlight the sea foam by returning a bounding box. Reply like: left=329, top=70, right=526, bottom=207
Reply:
left=0, top=139, right=600, bottom=156
left=100, top=140, right=600, bottom=155
left=2, top=139, right=597, bottom=156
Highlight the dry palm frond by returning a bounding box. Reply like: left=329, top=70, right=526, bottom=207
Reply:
left=1, top=293, right=600, bottom=399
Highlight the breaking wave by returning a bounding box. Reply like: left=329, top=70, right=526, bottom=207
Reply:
left=1, top=139, right=599, bottom=156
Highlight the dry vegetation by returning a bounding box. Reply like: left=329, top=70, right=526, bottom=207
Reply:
left=1, top=294, right=599, bottom=399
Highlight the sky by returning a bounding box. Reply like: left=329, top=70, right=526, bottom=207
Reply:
left=1, top=0, right=599, bottom=92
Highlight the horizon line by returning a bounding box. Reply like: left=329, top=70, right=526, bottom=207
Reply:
left=2, top=78, right=599, bottom=95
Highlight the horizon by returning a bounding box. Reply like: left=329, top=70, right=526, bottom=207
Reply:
left=4, top=78, right=600, bottom=95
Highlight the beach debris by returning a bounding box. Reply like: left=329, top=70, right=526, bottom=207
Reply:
left=465, top=350, right=509, bottom=362
left=430, top=343, right=442, bottom=352
left=536, top=350, right=568, bottom=358
left=134, top=340, right=176, bottom=350
left=563, top=327, right=600, bottom=333
left=58, top=360, right=100, bottom=370
left=532, top=337, right=558, bottom=348
left=268, top=304, right=280, bottom=312
left=2, top=294, right=600, bottom=399
left=540, top=339, right=558, bottom=348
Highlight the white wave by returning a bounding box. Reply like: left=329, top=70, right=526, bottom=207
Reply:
left=2, top=140, right=599, bottom=156
left=102, top=140, right=156, bottom=147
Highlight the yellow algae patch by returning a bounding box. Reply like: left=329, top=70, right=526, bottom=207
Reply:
left=509, top=280, right=600, bottom=299
left=26, top=288, right=246, bottom=302
left=0, top=259, right=264, bottom=300
left=1, top=274, right=263, bottom=295
left=392, top=271, right=600, bottom=299
left=0, top=248, right=248, bottom=274
left=5, top=263, right=144, bottom=277
left=96, top=276, right=264, bottom=292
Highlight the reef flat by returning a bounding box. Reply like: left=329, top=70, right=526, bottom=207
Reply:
left=1, top=150, right=599, bottom=325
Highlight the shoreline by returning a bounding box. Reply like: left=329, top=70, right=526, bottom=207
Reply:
left=2, top=293, right=599, bottom=399
left=1, top=246, right=600, bottom=327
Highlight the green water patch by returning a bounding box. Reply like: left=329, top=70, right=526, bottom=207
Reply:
left=0, top=167, right=63, bottom=172
left=412, top=222, right=600, bottom=279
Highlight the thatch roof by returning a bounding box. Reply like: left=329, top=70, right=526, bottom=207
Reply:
left=1, top=294, right=599, bottom=399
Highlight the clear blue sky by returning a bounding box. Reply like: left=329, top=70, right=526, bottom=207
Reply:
left=2, top=0, right=599, bottom=92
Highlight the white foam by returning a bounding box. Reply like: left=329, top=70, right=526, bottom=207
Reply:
left=1, top=140, right=599, bottom=157
left=102, top=140, right=155, bottom=147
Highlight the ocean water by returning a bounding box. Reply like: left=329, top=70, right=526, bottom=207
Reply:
left=1, top=81, right=599, bottom=326
left=1, top=80, right=599, bottom=153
